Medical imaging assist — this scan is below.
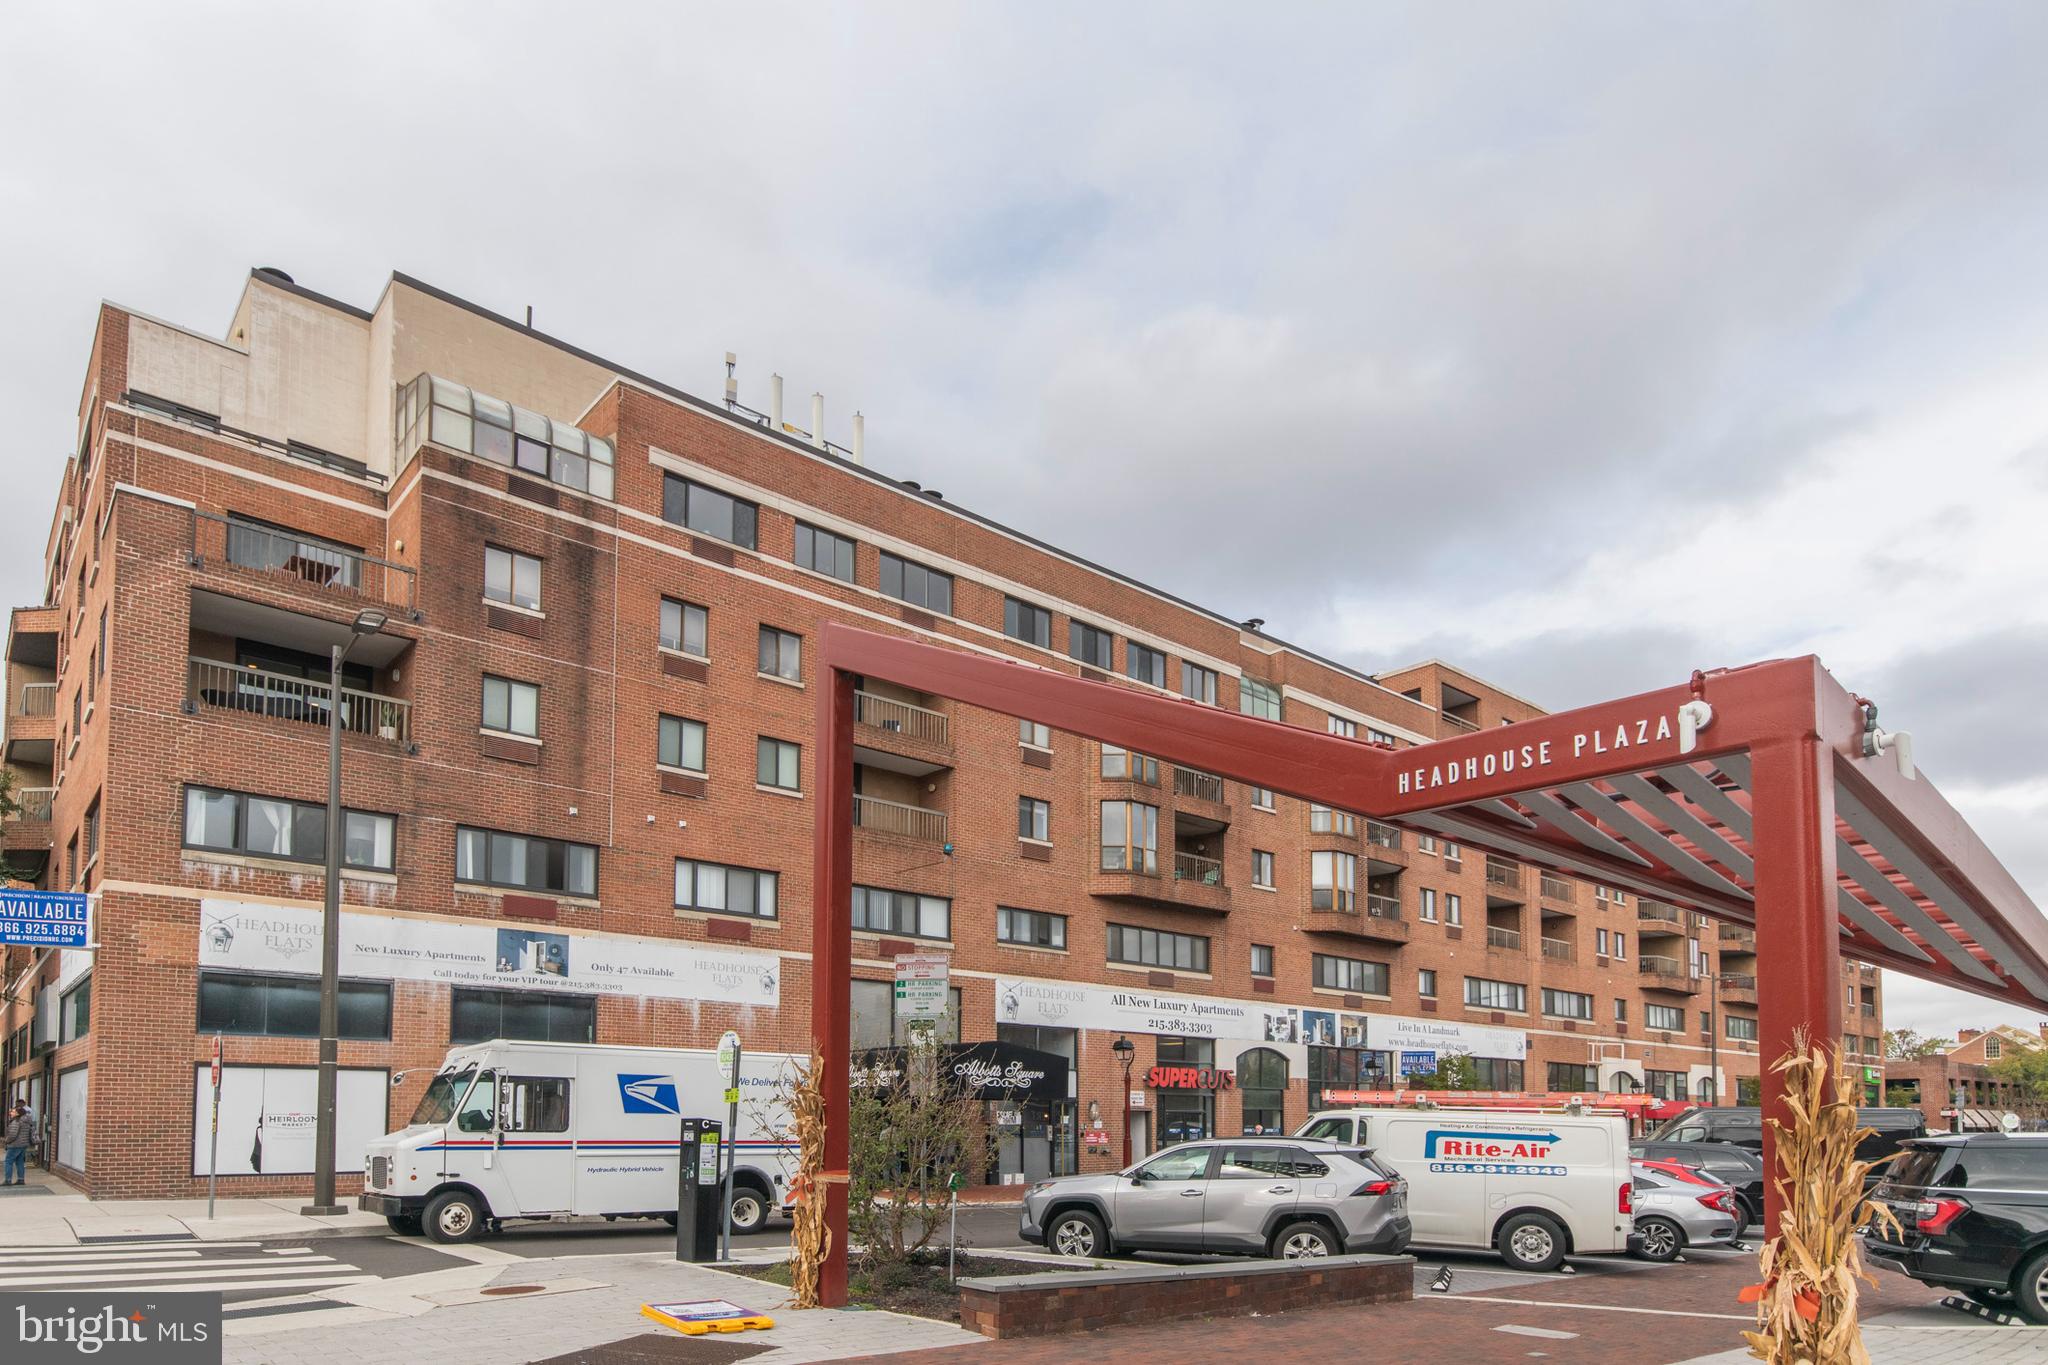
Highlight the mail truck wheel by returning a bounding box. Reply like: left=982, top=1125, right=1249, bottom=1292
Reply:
left=385, top=1213, right=423, bottom=1237
left=1497, top=1212, right=1567, bottom=1272
left=728, top=1187, right=768, bottom=1233
left=424, top=1189, right=484, bottom=1244
left=1047, top=1208, right=1107, bottom=1258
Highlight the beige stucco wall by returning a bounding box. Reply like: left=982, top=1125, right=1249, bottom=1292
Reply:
left=384, top=281, right=616, bottom=439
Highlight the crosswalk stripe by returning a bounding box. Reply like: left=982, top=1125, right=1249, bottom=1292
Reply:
left=15, top=1275, right=379, bottom=1296
left=0, top=1262, right=353, bottom=1288
left=0, top=1241, right=261, bottom=1253
left=0, top=1257, right=347, bottom=1281
left=0, top=1250, right=204, bottom=1262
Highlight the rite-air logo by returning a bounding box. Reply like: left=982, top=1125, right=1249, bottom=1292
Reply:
left=618, top=1074, right=681, bottom=1115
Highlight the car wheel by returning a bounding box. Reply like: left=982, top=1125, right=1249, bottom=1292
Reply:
left=1272, top=1220, right=1339, bottom=1259
left=1497, top=1212, right=1568, bottom=1272
left=2013, top=1248, right=2048, bottom=1326
left=1965, top=1287, right=2012, bottom=1308
left=728, top=1187, right=769, bottom=1234
left=423, top=1190, right=485, bottom=1244
left=1047, top=1208, right=1108, bottom=1259
left=385, top=1213, right=423, bottom=1237
left=1733, top=1195, right=1760, bottom=1234
left=1632, top=1217, right=1683, bottom=1263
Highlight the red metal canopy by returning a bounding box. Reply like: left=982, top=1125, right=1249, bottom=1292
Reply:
left=808, top=627, right=2048, bottom=1302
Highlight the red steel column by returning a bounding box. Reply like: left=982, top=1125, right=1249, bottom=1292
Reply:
left=1748, top=734, right=1843, bottom=1237
left=812, top=666, right=855, bottom=1306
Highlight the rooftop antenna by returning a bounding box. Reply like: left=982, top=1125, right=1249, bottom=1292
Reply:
left=524, top=305, right=533, bottom=328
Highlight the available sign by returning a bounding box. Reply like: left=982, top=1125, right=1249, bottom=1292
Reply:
left=197, top=899, right=781, bottom=1008
left=0, top=889, right=89, bottom=948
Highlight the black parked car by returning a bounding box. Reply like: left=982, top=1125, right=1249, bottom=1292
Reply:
left=1864, top=1133, right=2048, bottom=1322
left=1632, top=1140, right=1766, bottom=1232
left=1648, top=1105, right=1924, bottom=1184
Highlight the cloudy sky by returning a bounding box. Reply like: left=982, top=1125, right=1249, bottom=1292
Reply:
left=4, top=3, right=2044, bottom=1040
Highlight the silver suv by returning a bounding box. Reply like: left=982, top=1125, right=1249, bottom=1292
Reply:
left=1021, top=1138, right=1410, bottom=1260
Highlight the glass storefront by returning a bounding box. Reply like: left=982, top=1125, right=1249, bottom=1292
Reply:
left=994, top=1024, right=1077, bottom=1183
left=1236, top=1048, right=1288, bottom=1133
left=1156, top=1038, right=1214, bottom=1145
left=1308, top=1046, right=1392, bottom=1109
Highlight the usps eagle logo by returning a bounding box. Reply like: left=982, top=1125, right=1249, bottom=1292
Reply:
left=617, top=1074, right=681, bottom=1115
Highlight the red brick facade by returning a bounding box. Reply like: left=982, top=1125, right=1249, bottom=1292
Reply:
left=0, top=275, right=1881, bottom=1197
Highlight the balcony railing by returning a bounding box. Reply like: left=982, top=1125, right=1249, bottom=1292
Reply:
left=1486, top=925, right=1523, bottom=951
left=853, top=690, right=950, bottom=747
left=1485, top=856, right=1523, bottom=890
left=7, top=787, right=54, bottom=822
left=1638, top=903, right=1684, bottom=930
left=1720, top=973, right=1757, bottom=992
left=851, top=793, right=948, bottom=844
left=1540, top=937, right=1576, bottom=963
left=1640, top=955, right=1687, bottom=977
left=1173, top=851, right=1225, bottom=887
left=1173, top=768, right=1226, bottom=805
left=1366, top=821, right=1403, bottom=851
left=193, top=511, right=417, bottom=613
left=187, top=657, right=411, bottom=744
left=16, top=683, right=54, bottom=718
left=1442, top=712, right=1479, bottom=733
left=1719, top=924, right=1756, bottom=945
left=1860, top=1003, right=1878, bottom=1017
left=1366, top=893, right=1402, bottom=920
left=1539, top=873, right=1574, bottom=901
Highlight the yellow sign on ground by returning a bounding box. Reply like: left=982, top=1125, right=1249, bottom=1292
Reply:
left=641, top=1300, right=775, bottom=1336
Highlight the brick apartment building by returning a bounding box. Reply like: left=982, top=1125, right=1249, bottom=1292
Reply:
left=0, top=268, right=1883, bottom=1198
left=1884, top=1024, right=2046, bottom=1131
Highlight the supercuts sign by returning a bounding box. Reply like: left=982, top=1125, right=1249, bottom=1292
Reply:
left=1148, top=1066, right=1234, bottom=1091
left=1394, top=712, right=1676, bottom=797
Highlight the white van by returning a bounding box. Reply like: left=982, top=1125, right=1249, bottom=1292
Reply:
left=360, top=1039, right=797, bottom=1243
left=1298, top=1107, right=1634, bottom=1270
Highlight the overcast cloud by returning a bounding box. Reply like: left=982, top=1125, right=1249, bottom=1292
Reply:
left=4, top=2, right=2045, bottom=1039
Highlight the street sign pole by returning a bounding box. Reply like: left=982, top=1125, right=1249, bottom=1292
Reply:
left=208, top=1034, right=222, bottom=1220
left=717, top=1030, right=742, bottom=1263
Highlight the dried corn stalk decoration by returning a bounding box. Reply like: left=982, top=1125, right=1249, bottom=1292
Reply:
left=785, top=1047, right=832, bottom=1309
left=1739, top=1030, right=1900, bottom=1364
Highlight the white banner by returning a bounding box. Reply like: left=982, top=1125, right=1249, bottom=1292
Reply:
left=1368, top=1014, right=1528, bottom=1060
left=996, top=977, right=1266, bottom=1040
left=192, top=1065, right=387, bottom=1176
left=197, top=899, right=781, bottom=1008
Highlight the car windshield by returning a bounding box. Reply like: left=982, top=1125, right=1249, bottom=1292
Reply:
left=410, top=1067, right=477, bottom=1125
left=1299, top=1117, right=1354, bottom=1143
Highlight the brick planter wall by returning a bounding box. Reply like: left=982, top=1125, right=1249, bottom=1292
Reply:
left=957, top=1254, right=1413, bottom=1339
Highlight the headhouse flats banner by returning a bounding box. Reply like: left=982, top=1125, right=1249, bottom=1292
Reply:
left=197, top=898, right=781, bottom=1007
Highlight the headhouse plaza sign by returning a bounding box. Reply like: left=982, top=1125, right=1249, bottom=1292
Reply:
left=1395, top=713, right=1675, bottom=795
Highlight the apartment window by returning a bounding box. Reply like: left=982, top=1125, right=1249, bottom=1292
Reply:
left=456, top=827, right=598, bottom=897
left=1107, top=923, right=1208, bottom=972
left=655, top=715, right=706, bottom=773
left=1251, top=850, right=1275, bottom=888
left=1417, top=833, right=1438, bottom=853
left=1417, top=969, right=1437, bottom=997
left=1646, top=1004, right=1685, bottom=1032
left=756, top=737, right=801, bottom=790
left=1595, top=928, right=1609, bottom=956
left=1068, top=620, right=1113, bottom=669
left=1309, top=805, right=1357, bottom=836
left=660, top=598, right=709, bottom=656
left=97, top=609, right=107, bottom=678
left=1614, top=999, right=1627, bottom=1023
left=758, top=627, right=802, bottom=682
left=1611, top=932, right=1626, bottom=960
left=484, top=545, right=542, bottom=610
left=1181, top=662, right=1217, bottom=705
left=1240, top=676, right=1282, bottom=721
left=225, top=516, right=364, bottom=588
left=405, top=375, right=615, bottom=496
left=1986, top=1036, right=2004, bottom=1060
left=878, top=552, right=952, bottom=614
left=1645, top=1069, right=1689, bottom=1102
left=851, top=885, right=951, bottom=940
left=83, top=795, right=100, bottom=865
left=1445, top=893, right=1463, bottom=926
left=1313, top=954, right=1387, bottom=995
left=1549, top=1063, right=1600, bottom=1092
left=1327, top=716, right=1357, bottom=739
left=1310, top=851, right=1356, bottom=911
left=451, top=988, right=595, bottom=1045
left=1017, top=796, right=1050, bottom=842
left=1542, top=988, right=1594, bottom=1021
left=675, top=859, right=779, bottom=919
left=1464, top=977, right=1527, bottom=1012
left=793, top=522, right=856, bottom=581
left=1099, top=801, right=1159, bottom=873
left=1727, top=1015, right=1758, bottom=1042
left=181, top=785, right=396, bottom=872
left=997, top=907, right=1065, bottom=949
left=1018, top=718, right=1051, bottom=749
left=1471, top=1058, right=1525, bottom=1090
left=1367, top=728, right=1395, bottom=745
left=1125, top=641, right=1166, bottom=687
left=1250, top=944, right=1275, bottom=977
left=1100, top=746, right=1159, bottom=784
left=66, top=834, right=77, bottom=888
left=1003, top=596, right=1051, bottom=648
left=1418, top=888, right=1437, bottom=922
left=1443, top=841, right=1463, bottom=868
left=662, top=473, right=758, bottom=548
left=482, top=675, right=539, bottom=738
left=1250, top=786, right=1275, bottom=811
left=60, top=979, right=90, bottom=1043
left=199, top=971, right=392, bottom=1040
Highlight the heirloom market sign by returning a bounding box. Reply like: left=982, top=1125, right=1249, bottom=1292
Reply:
left=198, top=899, right=781, bottom=1007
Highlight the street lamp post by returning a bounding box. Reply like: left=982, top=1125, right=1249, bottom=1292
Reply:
left=303, top=608, right=387, bottom=1217
left=1708, top=972, right=1722, bottom=1109
left=1112, top=1036, right=1136, bottom=1168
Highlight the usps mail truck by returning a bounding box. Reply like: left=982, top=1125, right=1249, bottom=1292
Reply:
left=360, top=1040, right=797, bottom=1243
left=1297, top=1107, right=1633, bottom=1270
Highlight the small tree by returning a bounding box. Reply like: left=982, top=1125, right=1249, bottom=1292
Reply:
left=1882, top=1029, right=1949, bottom=1060
left=1987, top=1045, right=2048, bottom=1120
left=1404, top=1051, right=1478, bottom=1091
left=847, top=1022, right=981, bottom=1266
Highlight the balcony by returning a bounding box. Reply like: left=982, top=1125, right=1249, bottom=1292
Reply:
left=1090, top=843, right=1230, bottom=914
left=1640, top=956, right=1701, bottom=994
left=851, top=793, right=948, bottom=844
left=852, top=690, right=953, bottom=782
left=15, top=683, right=54, bottom=719
left=1306, top=891, right=1410, bottom=945
left=1719, top=924, right=1757, bottom=951
left=1365, top=821, right=1409, bottom=875
left=1540, top=936, right=1577, bottom=964
left=7, top=787, right=54, bottom=823
left=1485, top=925, right=1523, bottom=952
left=191, top=511, right=418, bottom=615
left=1441, top=712, right=1479, bottom=733
left=1484, top=856, right=1526, bottom=904
left=188, top=657, right=412, bottom=745
left=1539, top=872, right=1575, bottom=903
left=854, top=690, right=950, bottom=748
left=1638, top=902, right=1685, bottom=934
left=1720, top=974, right=1758, bottom=1005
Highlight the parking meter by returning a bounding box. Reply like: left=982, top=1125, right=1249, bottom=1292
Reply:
left=675, top=1117, right=724, bottom=1262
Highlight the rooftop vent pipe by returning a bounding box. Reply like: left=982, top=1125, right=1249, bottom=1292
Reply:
left=851, top=412, right=865, bottom=465
left=811, top=393, right=826, bottom=450
left=770, top=374, right=784, bottom=430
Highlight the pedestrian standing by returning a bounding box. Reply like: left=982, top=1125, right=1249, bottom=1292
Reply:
left=2, top=1101, right=32, bottom=1185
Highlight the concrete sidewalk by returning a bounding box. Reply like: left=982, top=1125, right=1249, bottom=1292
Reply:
left=0, top=1168, right=389, bottom=1246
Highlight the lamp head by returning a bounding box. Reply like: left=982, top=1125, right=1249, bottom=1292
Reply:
left=351, top=608, right=389, bottom=635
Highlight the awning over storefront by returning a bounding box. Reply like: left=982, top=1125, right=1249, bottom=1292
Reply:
left=853, top=1041, right=1069, bottom=1105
